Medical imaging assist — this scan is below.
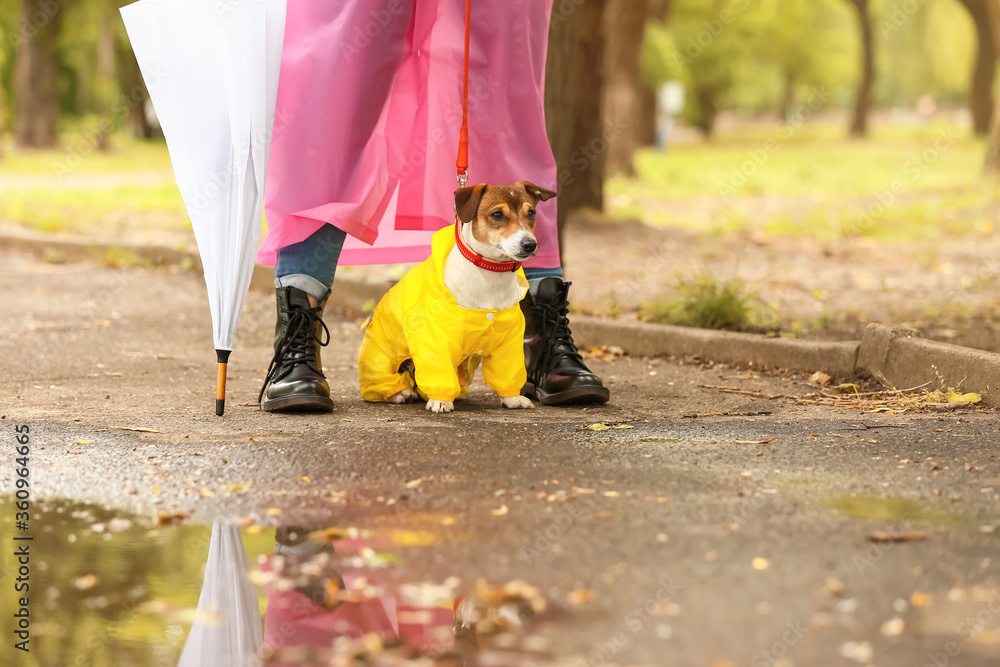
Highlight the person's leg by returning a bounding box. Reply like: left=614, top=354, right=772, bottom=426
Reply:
left=274, top=223, right=348, bottom=302
left=259, top=224, right=347, bottom=412
left=522, top=267, right=563, bottom=281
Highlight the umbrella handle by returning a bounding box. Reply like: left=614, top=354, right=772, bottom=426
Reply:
left=216, top=349, right=231, bottom=416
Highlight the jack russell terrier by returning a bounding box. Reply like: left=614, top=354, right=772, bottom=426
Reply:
left=358, top=181, right=556, bottom=413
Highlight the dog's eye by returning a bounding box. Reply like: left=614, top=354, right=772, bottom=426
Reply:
left=527, top=209, right=536, bottom=219
left=491, top=211, right=504, bottom=221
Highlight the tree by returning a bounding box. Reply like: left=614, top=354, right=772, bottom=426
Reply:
left=0, top=24, right=5, bottom=160
left=14, top=0, right=63, bottom=147
left=603, top=0, right=650, bottom=177
left=95, top=1, right=117, bottom=152
left=981, top=0, right=1000, bottom=172
left=957, top=0, right=997, bottom=135
left=846, top=0, right=874, bottom=137
left=545, top=0, right=609, bottom=264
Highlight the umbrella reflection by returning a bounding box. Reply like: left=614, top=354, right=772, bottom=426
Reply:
left=179, top=522, right=461, bottom=665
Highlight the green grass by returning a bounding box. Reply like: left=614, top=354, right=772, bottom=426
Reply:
left=0, top=132, right=187, bottom=236
left=0, top=131, right=173, bottom=174
left=642, top=272, right=771, bottom=331
left=0, top=183, right=187, bottom=233
left=607, top=119, right=997, bottom=242
left=825, top=494, right=950, bottom=524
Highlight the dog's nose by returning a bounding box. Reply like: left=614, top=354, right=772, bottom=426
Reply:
left=520, top=237, right=537, bottom=254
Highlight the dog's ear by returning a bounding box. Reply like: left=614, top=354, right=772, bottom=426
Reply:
left=455, top=184, right=487, bottom=223
left=517, top=181, right=557, bottom=202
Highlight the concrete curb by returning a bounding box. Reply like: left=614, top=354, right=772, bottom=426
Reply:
left=6, top=233, right=1000, bottom=405
left=571, top=316, right=860, bottom=378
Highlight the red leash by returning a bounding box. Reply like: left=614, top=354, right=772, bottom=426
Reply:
left=456, top=0, right=471, bottom=185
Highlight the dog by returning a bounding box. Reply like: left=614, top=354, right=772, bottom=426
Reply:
left=358, top=181, right=556, bottom=413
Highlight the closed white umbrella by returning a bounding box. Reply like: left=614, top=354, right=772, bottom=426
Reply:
left=120, top=0, right=286, bottom=415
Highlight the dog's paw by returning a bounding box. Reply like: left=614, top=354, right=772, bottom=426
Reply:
left=501, top=395, right=535, bottom=410
left=425, top=399, right=454, bottom=414
left=388, top=389, right=415, bottom=404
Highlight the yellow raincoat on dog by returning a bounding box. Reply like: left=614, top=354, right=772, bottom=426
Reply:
left=358, top=226, right=528, bottom=403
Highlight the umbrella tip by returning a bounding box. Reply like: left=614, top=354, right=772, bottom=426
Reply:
left=215, top=349, right=231, bottom=417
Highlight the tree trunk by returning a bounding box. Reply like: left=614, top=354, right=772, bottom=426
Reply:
left=602, top=0, right=649, bottom=177
left=694, top=84, right=718, bottom=137
left=96, top=4, right=117, bottom=152
left=637, top=83, right=657, bottom=146
left=779, top=72, right=795, bottom=122
left=0, top=51, right=5, bottom=160
left=959, top=0, right=997, bottom=135
left=14, top=0, right=63, bottom=148
left=545, top=0, right=609, bottom=266
left=848, top=0, right=874, bottom=138
left=983, top=0, right=1000, bottom=172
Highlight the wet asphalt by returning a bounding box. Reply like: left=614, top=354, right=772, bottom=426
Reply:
left=2, top=251, right=1000, bottom=666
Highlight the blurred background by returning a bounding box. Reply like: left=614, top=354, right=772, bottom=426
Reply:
left=3, top=0, right=1000, bottom=349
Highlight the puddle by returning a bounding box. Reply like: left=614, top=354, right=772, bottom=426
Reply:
left=824, top=494, right=950, bottom=523
left=0, top=498, right=562, bottom=666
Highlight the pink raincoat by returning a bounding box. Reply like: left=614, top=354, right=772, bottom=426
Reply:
left=260, top=0, right=560, bottom=269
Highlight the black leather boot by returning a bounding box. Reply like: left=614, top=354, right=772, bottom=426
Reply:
left=259, top=287, right=334, bottom=412
left=520, top=277, right=610, bottom=405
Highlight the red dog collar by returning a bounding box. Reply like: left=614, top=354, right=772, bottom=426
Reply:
left=454, top=218, right=522, bottom=273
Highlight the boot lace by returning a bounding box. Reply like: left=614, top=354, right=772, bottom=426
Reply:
left=537, top=288, right=582, bottom=372
left=258, top=303, right=330, bottom=406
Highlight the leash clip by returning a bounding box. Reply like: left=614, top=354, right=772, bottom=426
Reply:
left=457, top=170, right=468, bottom=189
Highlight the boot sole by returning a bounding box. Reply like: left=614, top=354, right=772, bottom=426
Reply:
left=522, top=383, right=611, bottom=406
left=261, top=395, right=335, bottom=413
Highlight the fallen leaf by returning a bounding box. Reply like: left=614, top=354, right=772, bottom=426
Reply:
left=603, top=491, right=621, bottom=498
left=809, top=371, right=833, bottom=386
left=868, top=531, right=926, bottom=543
left=405, top=479, right=423, bottom=488
left=266, top=507, right=282, bottom=516
left=157, top=512, right=190, bottom=527
left=826, top=577, right=845, bottom=597
left=752, top=557, right=770, bottom=570
left=491, top=504, right=509, bottom=516
left=579, top=423, right=611, bottom=431
left=880, top=617, right=905, bottom=636
left=199, top=488, right=215, bottom=497
left=732, top=437, right=776, bottom=445
left=308, top=527, right=356, bottom=543
left=571, top=486, right=596, bottom=494
left=76, top=439, right=91, bottom=445
left=567, top=586, right=592, bottom=604
left=301, top=476, right=311, bottom=483
left=112, top=427, right=161, bottom=433
left=910, top=591, right=930, bottom=607
left=828, top=383, right=861, bottom=395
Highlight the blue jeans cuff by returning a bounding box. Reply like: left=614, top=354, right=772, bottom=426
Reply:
left=274, top=274, right=330, bottom=301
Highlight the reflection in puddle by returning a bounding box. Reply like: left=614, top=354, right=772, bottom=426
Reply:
left=0, top=498, right=555, bottom=666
